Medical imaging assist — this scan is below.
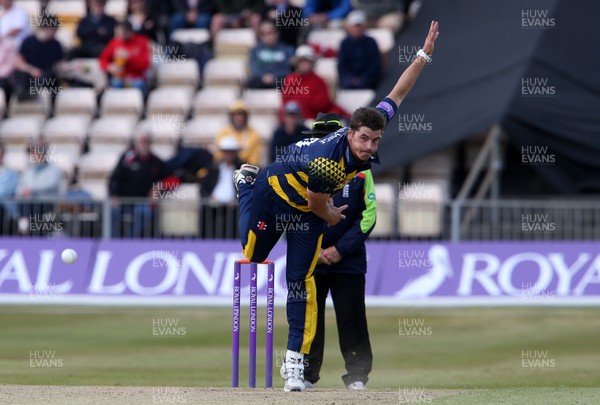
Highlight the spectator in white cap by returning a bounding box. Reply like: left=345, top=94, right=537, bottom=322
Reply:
left=269, top=101, right=310, bottom=163
left=338, top=10, right=381, bottom=90
left=203, top=136, right=243, bottom=204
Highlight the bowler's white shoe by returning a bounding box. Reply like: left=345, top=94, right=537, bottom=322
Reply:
left=347, top=381, right=366, bottom=390
left=280, top=351, right=305, bottom=392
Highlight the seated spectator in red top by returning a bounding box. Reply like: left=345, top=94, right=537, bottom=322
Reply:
left=69, top=0, right=116, bottom=59
left=338, top=10, right=381, bottom=89
left=280, top=45, right=348, bottom=120
left=99, top=21, right=150, bottom=94
left=127, top=0, right=162, bottom=44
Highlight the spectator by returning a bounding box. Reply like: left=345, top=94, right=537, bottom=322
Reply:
left=0, top=143, right=17, bottom=197
left=303, top=0, right=352, bottom=28
left=15, top=141, right=63, bottom=199
left=264, top=0, right=303, bottom=48
left=269, top=101, right=310, bottom=162
left=281, top=45, right=348, bottom=120
left=0, top=36, right=17, bottom=108
left=202, top=136, right=242, bottom=204
left=99, top=21, right=151, bottom=94
left=0, top=0, right=31, bottom=48
left=168, top=0, right=215, bottom=38
left=0, top=142, right=18, bottom=225
left=127, top=0, right=163, bottom=43
left=14, top=17, right=64, bottom=102
left=214, top=100, right=262, bottom=166
left=108, top=132, right=168, bottom=237
left=210, top=0, right=264, bottom=38
left=70, top=0, right=117, bottom=59
left=247, top=20, right=294, bottom=89
left=15, top=141, right=65, bottom=236
left=338, top=10, right=381, bottom=89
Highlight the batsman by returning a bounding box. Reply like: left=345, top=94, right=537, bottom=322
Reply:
left=234, top=21, right=440, bottom=392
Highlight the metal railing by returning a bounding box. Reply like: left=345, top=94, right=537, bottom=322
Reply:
left=0, top=197, right=598, bottom=241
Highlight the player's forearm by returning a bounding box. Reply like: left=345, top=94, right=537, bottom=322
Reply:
left=387, top=20, right=439, bottom=107
left=307, top=195, right=335, bottom=223
left=386, top=56, right=427, bottom=107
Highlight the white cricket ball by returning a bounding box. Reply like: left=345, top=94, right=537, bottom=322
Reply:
left=61, top=249, right=77, bottom=264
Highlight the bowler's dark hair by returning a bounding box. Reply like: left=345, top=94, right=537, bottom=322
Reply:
left=349, top=107, right=385, bottom=132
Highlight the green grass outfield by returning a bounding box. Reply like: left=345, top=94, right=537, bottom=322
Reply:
left=1, top=306, right=599, bottom=404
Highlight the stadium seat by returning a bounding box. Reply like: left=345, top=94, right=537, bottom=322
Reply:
left=242, top=89, right=281, bottom=115
left=100, top=88, right=144, bottom=120
left=146, top=87, right=194, bottom=121
left=214, top=28, right=256, bottom=59
left=307, top=29, right=346, bottom=54
left=55, top=88, right=98, bottom=119
left=398, top=181, right=445, bottom=237
left=78, top=151, right=121, bottom=179
left=314, top=57, right=339, bottom=96
left=9, top=92, right=52, bottom=120
left=203, top=59, right=247, bottom=87
left=46, top=0, right=86, bottom=24
left=366, top=28, right=395, bottom=54
left=88, top=117, right=138, bottom=152
left=0, top=116, right=45, bottom=153
left=182, top=116, right=229, bottom=148
left=193, top=87, right=240, bottom=116
left=65, top=59, right=108, bottom=93
left=42, top=116, right=90, bottom=162
left=105, top=0, right=128, bottom=20
left=134, top=119, right=182, bottom=146
left=371, top=183, right=395, bottom=237
left=156, top=60, right=200, bottom=90
left=160, top=184, right=200, bottom=236
left=170, top=28, right=211, bottom=45
left=335, top=89, right=376, bottom=113
left=248, top=114, right=279, bottom=142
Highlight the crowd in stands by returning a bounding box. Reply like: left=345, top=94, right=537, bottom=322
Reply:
left=0, top=0, right=419, bottom=236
